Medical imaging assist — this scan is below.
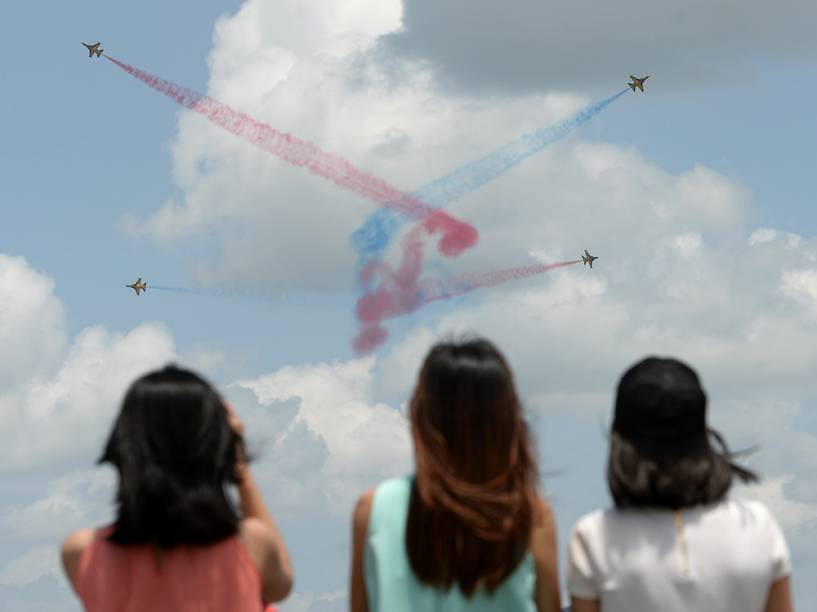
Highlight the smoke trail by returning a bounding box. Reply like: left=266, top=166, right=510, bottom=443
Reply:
left=104, top=55, right=477, bottom=259
left=420, top=259, right=583, bottom=303
left=352, top=90, right=627, bottom=352
left=151, top=285, right=289, bottom=303
left=351, top=89, right=628, bottom=287
left=353, top=258, right=583, bottom=353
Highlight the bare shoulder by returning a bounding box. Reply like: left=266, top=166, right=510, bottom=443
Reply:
left=353, top=489, right=375, bottom=534
left=529, top=496, right=557, bottom=558
left=534, top=496, right=556, bottom=525
left=61, top=528, right=96, bottom=589
left=239, top=517, right=275, bottom=560
left=240, top=516, right=273, bottom=541
left=62, top=528, right=95, bottom=560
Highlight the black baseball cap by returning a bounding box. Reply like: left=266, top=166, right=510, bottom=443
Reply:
left=613, top=357, right=709, bottom=458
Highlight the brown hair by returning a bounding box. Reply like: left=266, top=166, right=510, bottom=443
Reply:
left=406, top=338, right=540, bottom=595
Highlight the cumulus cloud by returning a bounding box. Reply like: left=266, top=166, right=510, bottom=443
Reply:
left=0, top=547, right=63, bottom=589
left=376, top=0, right=817, bottom=95
left=0, top=254, right=177, bottom=473
left=780, top=269, right=817, bottom=318
left=128, top=0, right=623, bottom=293
left=737, top=475, right=817, bottom=531
left=0, top=323, right=176, bottom=471
left=2, top=469, right=115, bottom=541
left=236, top=356, right=411, bottom=516
left=0, top=255, right=65, bottom=389
left=749, top=228, right=803, bottom=249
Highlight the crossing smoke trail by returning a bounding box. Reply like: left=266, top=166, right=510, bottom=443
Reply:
left=354, top=258, right=583, bottom=349
left=352, top=90, right=628, bottom=352
left=351, top=88, right=629, bottom=285
left=105, top=54, right=620, bottom=352
left=104, top=55, right=477, bottom=259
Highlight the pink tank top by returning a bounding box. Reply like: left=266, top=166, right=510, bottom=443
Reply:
left=77, top=527, right=265, bottom=612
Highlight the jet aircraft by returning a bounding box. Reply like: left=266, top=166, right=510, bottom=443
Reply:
left=126, top=278, right=147, bottom=295
left=581, top=250, right=599, bottom=269
left=628, top=75, right=649, bottom=91
left=82, top=42, right=103, bottom=58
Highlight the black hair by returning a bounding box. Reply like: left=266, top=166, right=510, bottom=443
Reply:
left=607, top=356, right=758, bottom=509
left=99, top=365, right=244, bottom=547
left=607, top=428, right=758, bottom=509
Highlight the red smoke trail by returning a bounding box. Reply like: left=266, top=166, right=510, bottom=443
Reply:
left=353, top=257, right=583, bottom=352
left=421, top=259, right=582, bottom=302
left=103, top=55, right=477, bottom=258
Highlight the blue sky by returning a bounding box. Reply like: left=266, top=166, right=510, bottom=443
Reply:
left=3, top=1, right=816, bottom=367
left=1, top=1, right=816, bottom=610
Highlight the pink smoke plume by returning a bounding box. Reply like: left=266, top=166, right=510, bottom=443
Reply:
left=354, top=257, right=583, bottom=353
left=104, top=55, right=477, bottom=259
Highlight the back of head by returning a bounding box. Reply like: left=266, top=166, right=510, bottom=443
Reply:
left=407, top=338, right=539, bottom=595
left=608, top=356, right=757, bottom=509
left=100, top=365, right=243, bottom=548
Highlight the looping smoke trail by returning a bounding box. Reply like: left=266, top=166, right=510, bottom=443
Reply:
left=352, top=90, right=628, bottom=351
left=351, top=88, right=628, bottom=281
left=353, top=258, right=583, bottom=352
left=104, top=55, right=478, bottom=259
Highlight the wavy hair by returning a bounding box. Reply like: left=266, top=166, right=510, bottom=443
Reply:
left=406, top=339, right=540, bottom=595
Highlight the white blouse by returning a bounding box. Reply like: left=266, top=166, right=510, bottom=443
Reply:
left=567, top=499, right=791, bottom=612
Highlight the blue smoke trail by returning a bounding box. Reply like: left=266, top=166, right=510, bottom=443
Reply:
left=351, top=89, right=628, bottom=291
left=150, top=285, right=289, bottom=303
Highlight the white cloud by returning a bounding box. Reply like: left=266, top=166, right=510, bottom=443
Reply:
left=673, top=232, right=702, bottom=259
left=2, top=469, right=115, bottom=541
left=780, top=269, right=817, bottom=317
left=236, top=357, right=411, bottom=515
left=737, top=475, right=817, bottom=531
left=0, top=255, right=65, bottom=389
left=749, top=228, right=803, bottom=250
left=0, top=323, right=176, bottom=471
left=0, top=547, right=63, bottom=589
left=0, top=255, right=177, bottom=472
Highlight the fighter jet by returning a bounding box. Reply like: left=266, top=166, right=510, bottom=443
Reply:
left=82, top=42, right=103, bottom=58
left=126, top=277, right=147, bottom=296
left=581, top=250, right=599, bottom=269
left=628, top=75, right=649, bottom=92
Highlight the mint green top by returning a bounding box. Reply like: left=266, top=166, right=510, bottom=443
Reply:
left=365, top=476, right=537, bottom=612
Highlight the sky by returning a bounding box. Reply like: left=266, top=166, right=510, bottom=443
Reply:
left=1, top=0, right=816, bottom=610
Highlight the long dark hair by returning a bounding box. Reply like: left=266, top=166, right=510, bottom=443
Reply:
left=100, top=365, right=245, bottom=548
left=406, top=338, right=540, bottom=595
left=607, top=356, right=758, bottom=509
